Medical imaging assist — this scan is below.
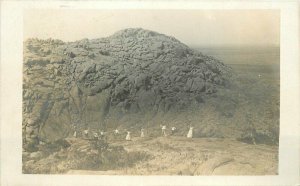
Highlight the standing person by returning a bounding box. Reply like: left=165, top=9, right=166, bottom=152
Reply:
left=93, top=132, right=99, bottom=140
left=171, top=127, right=176, bottom=135
left=187, top=126, right=193, bottom=138
left=126, top=131, right=131, bottom=141
left=140, top=128, right=145, bottom=138
left=73, top=125, right=77, bottom=138
left=114, top=129, right=120, bottom=135
left=113, top=129, right=120, bottom=140
left=161, top=125, right=167, bottom=136
left=250, top=128, right=257, bottom=145
left=83, top=128, right=89, bottom=138
left=99, top=130, right=105, bottom=140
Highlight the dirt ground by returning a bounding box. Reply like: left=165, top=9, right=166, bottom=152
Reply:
left=67, top=136, right=278, bottom=175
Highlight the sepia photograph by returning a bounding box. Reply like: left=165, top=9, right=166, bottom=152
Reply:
left=2, top=1, right=300, bottom=185
left=21, top=9, right=281, bottom=175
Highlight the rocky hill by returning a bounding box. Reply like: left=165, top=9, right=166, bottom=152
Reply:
left=23, top=28, right=232, bottom=150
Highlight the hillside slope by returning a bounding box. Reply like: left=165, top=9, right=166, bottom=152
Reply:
left=23, top=136, right=278, bottom=175
left=23, top=28, right=232, bottom=149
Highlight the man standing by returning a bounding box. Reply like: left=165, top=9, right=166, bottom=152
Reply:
left=83, top=128, right=89, bottom=138
left=171, top=127, right=176, bottom=135
left=93, top=132, right=99, bottom=140
left=99, top=130, right=105, bottom=140
left=114, top=129, right=120, bottom=135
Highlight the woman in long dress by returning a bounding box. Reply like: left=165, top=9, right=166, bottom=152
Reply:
left=126, top=131, right=131, bottom=141
left=140, top=128, right=145, bottom=138
left=187, top=127, right=193, bottom=138
left=72, top=125, right=77, bottom=138
left=161, top=125, right=167, bottom=136
left=73, top=131, right=77, bottom=138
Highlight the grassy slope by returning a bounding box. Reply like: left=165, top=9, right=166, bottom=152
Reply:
left=67, top=137, right=278, bottom=175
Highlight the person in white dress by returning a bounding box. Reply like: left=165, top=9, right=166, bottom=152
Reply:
left=161, top=125, right=167, bottom=136
left=140, top=128, right=145, bottom=138
left=73, top=131, right=77, bottom=138
left=187, top=126, right=193, bottom=138
left=73, top=125, right=77, bottom=138
left=126, top=131, right=131, bottom=141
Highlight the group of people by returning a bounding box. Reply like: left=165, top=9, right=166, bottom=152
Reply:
left=72, top=126, right=106, bottom=140
left=161, top=125, right=194, bottom=138
left=124, top=125, right=193, bottom=141
left=72, top=124, right=194, bottom=141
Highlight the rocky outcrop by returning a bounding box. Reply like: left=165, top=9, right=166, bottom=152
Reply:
left=23, top=28, right=231, bottom=149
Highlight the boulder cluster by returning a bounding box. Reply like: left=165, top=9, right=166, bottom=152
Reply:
left=23, top=28, right=231, bottom=150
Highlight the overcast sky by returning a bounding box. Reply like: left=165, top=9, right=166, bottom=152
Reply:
left=24, top=9, right=280, bottom=47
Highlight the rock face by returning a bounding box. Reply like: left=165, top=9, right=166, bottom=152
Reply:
left=23, top=28, right=231, bottom=149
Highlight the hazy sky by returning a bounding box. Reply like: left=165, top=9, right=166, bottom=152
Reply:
left=24, top=9, right=280, bottom=47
